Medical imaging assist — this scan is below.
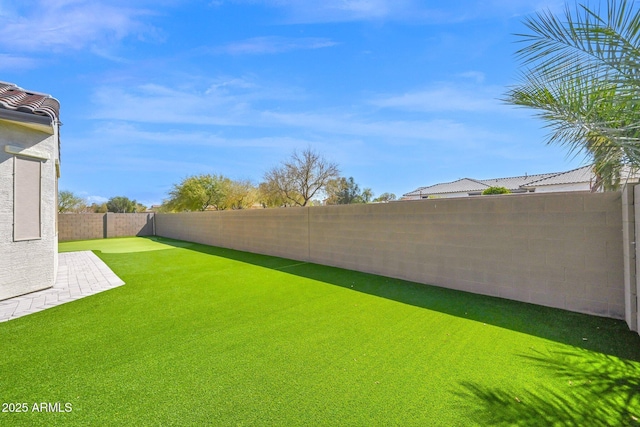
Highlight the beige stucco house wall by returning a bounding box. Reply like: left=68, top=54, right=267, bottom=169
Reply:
left=0, top=82, right=60, bottom=300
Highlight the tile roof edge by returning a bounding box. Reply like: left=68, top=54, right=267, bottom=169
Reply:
left=402, top=178, right=490, bottom=196
left=0, top=81, right=60, bottom=121
left=403, top=166, right=599, bottom=196
left=517, top=171, right=566, bottom=187
left=467, top=178, right=490, bottom=187
left=0, top=80, right=52, bottom=97
left=520, top=165, right=592, bottom=187
left=477, top=172, right=556, bottom=184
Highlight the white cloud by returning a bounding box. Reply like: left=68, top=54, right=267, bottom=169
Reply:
left=260, top=111, right=508, bottom=143
left=80, top=193, right=108, bottom=204
left=90, top=78, right=306, bottom=126
left=89, top=46, right=131, bottom=63
left=0, top=54, right=39, bottom=70
left=237, top=0, right=444, bottom=23
left=319, top=0, right=393, bottom=19
left=87, top=196, right=108, bottom=204
left=214, top=36, right=338, bottom=55
left=88, top=80, right=512, bottom=145
left=0, top=0, right=155, bottom=52
left=234, top=0, right=563, bottom=23
left=206, top=77, right=257, bottom=92
left=91, top=84, right=248, bottom=126
left=483, top=0, right=564, bottom=16
left=86, top=122, right=311, bottom=150
left=370, top=83, right=509, bottom=114
left=458, top=71, right=485, bottom=84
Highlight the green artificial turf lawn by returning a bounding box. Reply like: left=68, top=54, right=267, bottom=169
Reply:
left=1, top=237, right=639, bottom=426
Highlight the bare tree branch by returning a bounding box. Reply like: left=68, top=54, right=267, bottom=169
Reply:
left=263, top=148, right=339, bottom=206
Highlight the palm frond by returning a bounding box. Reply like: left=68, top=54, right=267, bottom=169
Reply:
left=517, top=1, right=640, bottom=81
left=506, top=0, right=640, bottom=189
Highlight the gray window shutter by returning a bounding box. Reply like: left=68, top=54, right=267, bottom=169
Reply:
left=14, top=156, right=42, bottom=240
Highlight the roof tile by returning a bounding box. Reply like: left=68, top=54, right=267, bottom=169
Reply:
left=404, top=167, right=601, bottom=197
left=521, top=165, right=593, bottom=187
left=0, top=81, right=60, bottom=121
left=404, top=178, right=489, bottom=196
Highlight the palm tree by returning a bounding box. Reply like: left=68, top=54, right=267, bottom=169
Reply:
left=505, top=0, right=640, bottom=190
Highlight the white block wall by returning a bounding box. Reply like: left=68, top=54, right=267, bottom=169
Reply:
left=0, top=120, right=58, bottom=300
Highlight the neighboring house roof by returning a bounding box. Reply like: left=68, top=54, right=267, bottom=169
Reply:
left=0, top=81, right=60, bottom=121
left=405, top=178, right=489, bottom=197
left=477, top=173, right=558, bottom=191
left=521, top=165, right=593, bottom=188
left=404, top=166, right=600, bottom=198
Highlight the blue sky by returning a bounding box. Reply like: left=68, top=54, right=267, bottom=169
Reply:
left=1, top=0, right=586, bottom=206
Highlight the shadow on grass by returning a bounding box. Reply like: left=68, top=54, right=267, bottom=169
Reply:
left=457, top=348, right=640, bottom=426
left=147, top=237, right=640, bottom=361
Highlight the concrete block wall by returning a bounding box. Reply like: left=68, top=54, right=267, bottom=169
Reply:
left=58, top=213, right=154, bottom=241
left=58, top=213, right=104, bottom=241
left=311, top=193, right=623, bottom=319
left=624, top=185, right=640, bottom=332
left=156, top=191, right=625, bottom=320
left=155, top=208, right=309, bottom=261
left=151, top=212, right=219, bottom=247
left=634, top=186, right=640, bottom=331
left=217, top=208, right=309, bottom=260
left=106, top=213, right=154, bottom=239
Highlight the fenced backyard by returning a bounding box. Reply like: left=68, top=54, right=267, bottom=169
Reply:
left=1, top=236, right=638, bottom=425
left=58, top=189, right=640, bottom=332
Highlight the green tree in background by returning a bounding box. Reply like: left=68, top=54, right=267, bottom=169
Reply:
left=361, top=188, right=374, bottom=203
left=106, top=196, right=144, bottom=213
left=373, top=192, right=397, bottom=203
left=90, top=203, right=108, bottom=213
left=58, top=190, right=86, bottom=213
left=223, top=179, right=258, bottom=210
left=505, top=0, right=640, bottom=191
left=325, top=177, right=374, bottom=204
left=258, top=181, right=289, bottom=208
left=163, top=174, right=231, bottom=212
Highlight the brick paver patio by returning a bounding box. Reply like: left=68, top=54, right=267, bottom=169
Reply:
left=0, top=251, right=125, bottom=322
